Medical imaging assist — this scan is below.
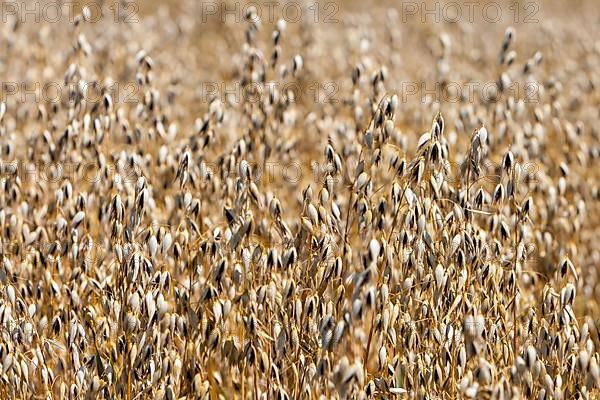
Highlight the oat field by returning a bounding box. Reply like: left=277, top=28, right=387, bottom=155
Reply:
left=0, top=0, right=599, bottom=398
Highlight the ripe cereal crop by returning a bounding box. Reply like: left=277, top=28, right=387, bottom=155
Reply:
left=0, top=0, right=599, bottom=399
